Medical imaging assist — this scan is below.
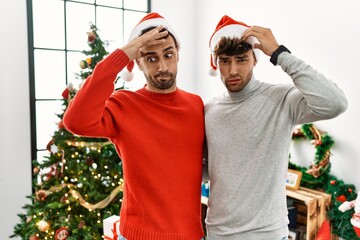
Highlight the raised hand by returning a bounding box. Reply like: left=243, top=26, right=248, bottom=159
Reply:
left=241, top=26, right=280, bottom=57
left=122, top=25, right=169, bottom=61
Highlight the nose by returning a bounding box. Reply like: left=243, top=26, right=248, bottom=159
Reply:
left=158, top=58, right=168, bottom=72
left=229, top=62, right=238, bottom=76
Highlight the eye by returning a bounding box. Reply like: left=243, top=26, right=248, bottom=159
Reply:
left=218, top=59, right=229, bottom=65
left=237, top=57, right=248, bottom=63
left=146, top=56, right=157, bottom=63
left=164, top=52, right=173, bottom=59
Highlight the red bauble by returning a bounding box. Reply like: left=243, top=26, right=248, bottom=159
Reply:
left=78, top=220, right=86, bottom=229
left=29, top=235, right=39, bottom=240
left=58, top=120, right=64, bottom=129
left=330, top=180, right=336, bottom=185
left=87, top=31, right=96, bottom=44
left=36, top=190, right=47, bottom=201
left=55, top=227, right=69, bottom=240
left=62, top=88, right=70, bottom=99
left=336, top=195, right=347, bottom=202
left=85, top=157, right=95, bottom=166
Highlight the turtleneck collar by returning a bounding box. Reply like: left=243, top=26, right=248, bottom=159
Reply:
left=137, top=85, right=180, bottom=100
left=224, top=74, right=261, bottom=102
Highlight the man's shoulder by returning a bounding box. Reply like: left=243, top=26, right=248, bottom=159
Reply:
left=204, top=94, right=225, bottom=111
left=177, top=88, right=203, bottom=101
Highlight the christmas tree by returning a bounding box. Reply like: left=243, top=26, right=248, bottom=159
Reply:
left=11, top=24, right=124, bottom=240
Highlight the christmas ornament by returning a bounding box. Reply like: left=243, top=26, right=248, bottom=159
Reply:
left=79, top=60, right=87, bottom=69
left=87, top=31, right=96, bottom=44
left=85, top=57, right=92, bottom=65
left=36, top=190, right=49, bottom=201
left=33, top=167, right=39, bottom=175
left=338, top=191, right=360, bottom=237
left=58, top=120, right=65, bottom=129
left=29, top=234, right=39, bottom=240
left=60, top=194, right=69, bottom=203
left=37, top=219, right=50, bottom=232
left=61, top=82, right=75, bottom=100
left=336, top=195, right=347, bottom=203
left=55, top=227, right=69, bottom=240
left=78, top=220, right=86, bottom=229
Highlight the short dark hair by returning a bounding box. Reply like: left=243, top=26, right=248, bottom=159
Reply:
left=214, top=36, right=252, bottom=57
left=140, top=27, right=178, bottom=48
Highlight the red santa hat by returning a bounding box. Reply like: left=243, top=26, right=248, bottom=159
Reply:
left=209, top=15, right=260, bottom=76
left=120, top=12, right=180, bottom=82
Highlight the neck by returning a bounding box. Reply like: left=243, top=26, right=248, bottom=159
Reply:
left=145, top=83, right=177, bottom=94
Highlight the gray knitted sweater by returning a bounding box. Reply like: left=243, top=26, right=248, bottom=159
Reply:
left=204, top=52, right=347, bottom=240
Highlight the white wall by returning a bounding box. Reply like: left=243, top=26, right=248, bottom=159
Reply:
left=0, top=0, right=32, bottom=239
left=152, top=0, right=197, bottom=92
left=1, top=0, right=360, bottom=239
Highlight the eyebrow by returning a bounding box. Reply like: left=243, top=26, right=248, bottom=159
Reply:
left=142, top=46, right=175, bottom=57
left=219, top=54, right=249, bottom=60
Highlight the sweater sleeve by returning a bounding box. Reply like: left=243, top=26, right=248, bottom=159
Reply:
left=278, top=52, right=348, bottom=124
left=63, top=49, right=130, bottom=139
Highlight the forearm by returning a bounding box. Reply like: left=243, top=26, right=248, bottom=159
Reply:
left=279, top=52, right=347, bottom=119
left=63, top=49, right=130, bottom=137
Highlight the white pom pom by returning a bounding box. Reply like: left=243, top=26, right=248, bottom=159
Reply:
left=120, top=70, right=134, bottom=82
left=338, top=201, right=353, bottom=212
left=209, top=68, right=218, bottom=77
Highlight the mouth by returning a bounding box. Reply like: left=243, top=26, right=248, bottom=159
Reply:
left=156, top=74, right=172, bottom=81
left=226, top=78, right=241, bottom=85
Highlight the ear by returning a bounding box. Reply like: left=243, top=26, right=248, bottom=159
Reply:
left=252, top=50, right=257, bottom=67
left=135, top=58, right=143, bottom=71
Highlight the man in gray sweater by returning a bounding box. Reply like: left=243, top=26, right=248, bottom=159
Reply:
left=204, top=15, right=347, bottom=240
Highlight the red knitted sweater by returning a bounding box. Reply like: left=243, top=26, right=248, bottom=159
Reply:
left=63, top=49, right=205, bottom=240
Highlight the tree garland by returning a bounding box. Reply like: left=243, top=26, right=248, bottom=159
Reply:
left=289, top=123, right=359, bottom=239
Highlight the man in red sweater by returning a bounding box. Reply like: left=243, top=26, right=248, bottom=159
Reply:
left=63, top=13, right=205, bottom=240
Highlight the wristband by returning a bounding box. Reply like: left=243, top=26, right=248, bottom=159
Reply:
left=270, top=45, right=291, bottom=66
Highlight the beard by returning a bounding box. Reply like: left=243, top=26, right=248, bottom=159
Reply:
left=146, top=72, right=176, bottom=90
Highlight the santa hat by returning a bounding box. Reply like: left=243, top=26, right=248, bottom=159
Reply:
left=209, top=15, right=260, bottom=76
left=120, top=12, right=180, bottom=82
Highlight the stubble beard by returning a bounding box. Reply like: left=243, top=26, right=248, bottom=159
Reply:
left=147, top=72, right=176, bottom=90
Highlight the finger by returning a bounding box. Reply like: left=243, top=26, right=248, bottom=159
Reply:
left=242, top=26, right=268, bottom=40
left=144, top=38, right=166, bottom=48
left=253, top=43, right=261, bottom=50
left=241, top=27, right=258, bottom=41
left=145, top=25, right=168, bottom=40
